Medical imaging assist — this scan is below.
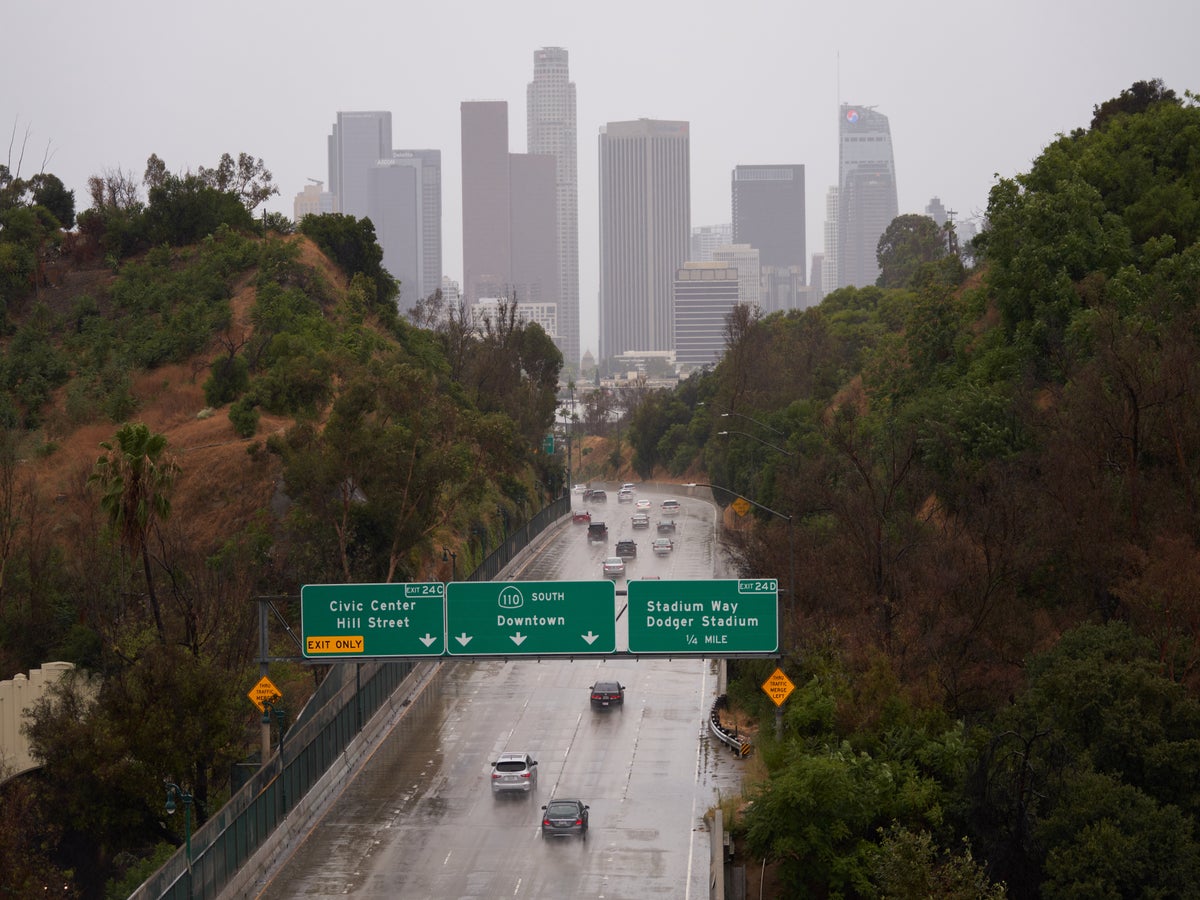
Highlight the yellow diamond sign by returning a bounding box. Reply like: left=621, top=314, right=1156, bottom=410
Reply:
left=248, top=675, right=282, bottom=713
left=761, top=667, right=795, bottom=707
left=731, top=497, right=751, bottom=517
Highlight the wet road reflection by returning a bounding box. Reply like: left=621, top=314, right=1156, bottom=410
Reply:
left=255, top=490, right=745, bottom=899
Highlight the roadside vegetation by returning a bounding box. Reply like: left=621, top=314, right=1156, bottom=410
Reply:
left=1, top=152, right=563, bottom=896
left=2, top=79, right=1198, bottom=897
left=636, top=80, right=1200, bottom=898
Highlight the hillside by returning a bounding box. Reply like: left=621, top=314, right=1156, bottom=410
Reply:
left=16, top=236, right=348, bottom=557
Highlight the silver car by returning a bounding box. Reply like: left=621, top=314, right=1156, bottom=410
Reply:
left=490, top=751, right=538, bottom=795
left=602, top=556, right=626, bottom=579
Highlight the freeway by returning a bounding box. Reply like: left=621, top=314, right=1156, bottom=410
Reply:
left=251, top=489, right=745, bottom=899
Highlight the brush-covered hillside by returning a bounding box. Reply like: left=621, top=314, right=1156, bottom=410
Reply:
left=0, top=159, right=564, bottom=894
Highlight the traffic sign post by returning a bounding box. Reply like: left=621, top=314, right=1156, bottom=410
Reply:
left=445, top=581, right=616, bottom=656
left=627, top=579, right=779, bottom=654
left=301, top=582, right=446, bottom=658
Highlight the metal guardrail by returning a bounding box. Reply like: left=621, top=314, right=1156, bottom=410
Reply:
left=709, top=694, right=752, bottom=757
left=133, top=496, right=572, bottom=900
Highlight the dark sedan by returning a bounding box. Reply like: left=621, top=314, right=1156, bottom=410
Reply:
left=541, top=799, right=589, bottom=838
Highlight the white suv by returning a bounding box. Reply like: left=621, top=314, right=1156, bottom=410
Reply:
left=490, top=751, right=538, bottom=795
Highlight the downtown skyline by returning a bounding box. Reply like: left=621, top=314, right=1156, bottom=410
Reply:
left=7, top=0, right=1195, bottom=361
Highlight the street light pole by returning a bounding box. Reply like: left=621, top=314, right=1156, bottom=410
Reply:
left=720, top=410, right=786, bottom=437
left=717, top=430, right=795, bottom=458
left=164, top=781, right=193, bottom=894
left=684, top=482, right=795, bottom=625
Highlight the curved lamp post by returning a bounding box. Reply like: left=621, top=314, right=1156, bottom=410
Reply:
left=442, top=546, right=458, bottom=581
left=719, top=410, right=786, bottom=437
left=716, top=429, right=795, bottom=458
left=685, top=481, right=795, bottom=622
left=164, top=780, right=193, bottom=892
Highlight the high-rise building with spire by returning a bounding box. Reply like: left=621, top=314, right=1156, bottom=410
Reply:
left=598, top=119, right=690, bottom=363
left=837, top=104, right=898, bottom=289
left=527, top=47, right=579, bottom=370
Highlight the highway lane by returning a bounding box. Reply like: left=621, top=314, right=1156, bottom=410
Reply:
left=253, top=489, right=745, bottom=899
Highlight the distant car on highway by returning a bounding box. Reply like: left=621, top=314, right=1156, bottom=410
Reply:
left=661, top=499, right=681, bottom=515
left=490, top=751, right=538, bottom=795
left=615, top=539, right=637, bottom=559
left=631, top=512, right=650, bottom=529
left=589, top=680, right=625, bottom=709
left=602, top=556, right=625, bottom=578
left=617, top=488, right=634, bottom=503
left=590, top=489, right=607, bottom=503
left=588, top=521, right=608, bottom=542
left=657, top=520, right=677, bottom=534
left=635, top=498, right=652, bottom=511
left=651, top=537, right=674, bottom=556
left=541, top=799, right=589, bottom=838
left=572, top=483, right=588, bottom=494
left=573, top=509, right=591, bottom=523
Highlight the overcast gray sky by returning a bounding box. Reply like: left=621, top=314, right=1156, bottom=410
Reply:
left=6, top=0, right=1197, bottom=356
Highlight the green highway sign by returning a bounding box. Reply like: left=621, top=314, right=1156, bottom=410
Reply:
left=626, top=579, right=779, bottom=654
left=301, top=582, right=446, bottom=658
left=445, top=581, right=616, bottom=656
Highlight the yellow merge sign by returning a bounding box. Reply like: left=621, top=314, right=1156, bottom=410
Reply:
left=761, top=667, right=795, bottom=707
left=248, top=675, right=282, bottom=713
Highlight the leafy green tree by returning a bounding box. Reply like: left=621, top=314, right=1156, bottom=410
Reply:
left=299, top=212, right=399, bottom=314
left=143, top=172, right=255, bottom=246
left=88, top=423, right=180, bottom=642
left=1036, top=769, right=1200, bottom=899
left=744, top=741, right=944, bottom=895
left=870, top=826, right=1006, bottom=899
left=1090, top=77, right=1178, bottom=130
left=28, top=172, right=76, bottom=229
left=875, top=214, right=949, bottom=289
left=196, top=152, right=278, bottom=210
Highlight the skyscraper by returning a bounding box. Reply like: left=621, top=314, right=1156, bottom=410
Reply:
left=461, top=101, right=559, bottom=329
left=691, top=224, right=732, bottom=262
left=328, top=111, right=392, bottom=218
left=731, top=165, right=806, bottom=271
left=822, top=185, right=839, bottom=297
left=837, top=104, right=898, bottom=289
left=527, top=47, right=579, bottom=369
left=598, top=119, right=690, bottom=362
left=367, top=150, right=442, bottom=312
left=461, top=101, right=512, bottom=303
left=674, top=263, right=740, bottom=370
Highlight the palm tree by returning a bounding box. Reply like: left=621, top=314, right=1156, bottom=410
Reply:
left=89, top=422, right=180, bottom=642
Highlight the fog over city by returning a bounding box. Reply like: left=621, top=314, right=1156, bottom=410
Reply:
left=5, top=0, right=1196, bottom=357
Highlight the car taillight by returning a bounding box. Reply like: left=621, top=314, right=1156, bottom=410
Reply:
left=574, top=818, right=583, bottom=825
left=521, top=772, right=530, bottom=778
left=543, top=818, right=551, bottom=826
left=491, top=772, right=500, bottom=779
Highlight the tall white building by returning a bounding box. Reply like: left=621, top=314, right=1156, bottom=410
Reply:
left=528, top=47, right=580, bottom=370
left=822, top=185, right=839, bottom=297
left=328, top=111, right=392, bottom=218
left=837, top=103, right=898, bottom=288
left=367, top=150, right=442, bottom=312
left=674, top=262, right=739, bottom=370
left=712, top=244, right=762, bottom=310
left=691, top=224, right=732, bottom=262
left=598, top=119, right=691, bottom=363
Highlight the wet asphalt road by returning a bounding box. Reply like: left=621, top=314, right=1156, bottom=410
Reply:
left=253, top=490, right=745, bottom=899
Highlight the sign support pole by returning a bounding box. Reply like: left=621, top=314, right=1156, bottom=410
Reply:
left=259, top=599, right=271, bottom=763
